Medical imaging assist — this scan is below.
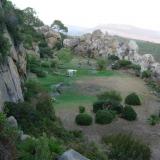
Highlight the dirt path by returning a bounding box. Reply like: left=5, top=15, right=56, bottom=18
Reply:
left=56, top=74, right=160, bottom=160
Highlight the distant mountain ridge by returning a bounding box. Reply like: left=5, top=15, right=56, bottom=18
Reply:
left=68, top=24, right=160, bottom=44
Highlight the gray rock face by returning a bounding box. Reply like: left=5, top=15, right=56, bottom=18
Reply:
left=0, top=57, right=24, bottom=111
left=36, top=25, right=61, bottom=48
left=58, top=149, right=90, bottom=160
left=0, top=0, right=25, bottom=110
left=7, top=116, right=18, bottom=128
left=63, top=38, right=80, bottom=48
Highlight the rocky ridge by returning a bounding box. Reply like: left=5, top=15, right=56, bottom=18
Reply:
left=64, top=30, right=160, bottom=79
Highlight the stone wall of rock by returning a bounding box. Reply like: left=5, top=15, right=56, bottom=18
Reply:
left=64, top=30, right=160, bottom=79
left=0, top=0, right=25, bottom=111
left=35, top=25, right=61, bottom=48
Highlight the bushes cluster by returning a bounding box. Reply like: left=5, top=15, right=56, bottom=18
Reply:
left=103, top=133, right=151, bottom=160
left=95, top=110, right=115, bottom=124
left=125, top=93, right=141, bottom=105
left=17, top=134, right=64, bottom=160
left=93, top=100, right=123, bottom=114
left=122, top=105, right=137, bottom=121
left=75, top=113, right=93, bottom=126
left=118, top=59, right=132, bottom=68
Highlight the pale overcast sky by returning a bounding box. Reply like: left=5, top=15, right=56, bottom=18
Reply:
left=10, top=0, right=160, bottom=31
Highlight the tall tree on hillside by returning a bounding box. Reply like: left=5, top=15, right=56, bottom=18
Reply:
left=51, top=20, right=68, bottom=33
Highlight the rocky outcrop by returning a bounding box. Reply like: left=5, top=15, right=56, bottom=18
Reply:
left=64, top=30, right=160, bottom=79
left=0, top=0, right=25, bottom=111
left=36, top=25, right=61, bottom=48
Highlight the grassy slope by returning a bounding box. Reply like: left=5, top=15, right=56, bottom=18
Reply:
left=34, top=57, right=120, bottom=108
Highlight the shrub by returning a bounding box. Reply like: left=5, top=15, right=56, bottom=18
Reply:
left=148, top=114, right=160, bottom=125
left=97, top=58, right=107, bottom=70
left=24, top=80, right=44, bottom=100
left=125, top=93, right=141, bottom=105
left=36, top=93, right=56, bottom=121
left=118, top=60, right=132, bottom=68
left=50, top=59, right=59, bottom=69
left=130, top=64, right=141, bottom=71
left=93, top=100, right=107, bottom=113
left=39, top=47, right=53, bottom=58
left=17, top=134, right=64, bottom=160
left=97, top=90, right=122, bottom=102
left=108, top=55, right=119, bottom=61
left=95, top=110, right=115, bottom=124
left=0, top=33, right=10, bottom=62
left=103, top=133, right=151, bottom=160
left=93, top=100, right=123, bottom=114
left=142, top=70, right=151, bottom=78
left=0, top=112, right=6, bottom=127
left=122, top=105, right=137, bottom=121
left=57, top=48, right=73, bottom=63
left=41, top=61, right=50, bottom=68
left=36, top=70, right=47, bottom=77
left=79, top=106, right=85, bottom=113
left=75, top=113, right=92, bottom=126
left=111, top=61, right=120, bottom=70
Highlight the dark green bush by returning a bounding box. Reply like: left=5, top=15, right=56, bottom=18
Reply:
left=142, top=70, right=151, bottom=78
left=125, top=93, right=141, bottom=105
left=95, top=110, right=115, bottom=124
left=93, top=100, right=123, bottom=114
left=130, top=64, right=141, bottom=71
left=41, top=61, right=50, bottom=68
left=103, top=133, right=151, bottom=160
left=51, top=59, right=59, bottom=69
left=97, top=90, right=122, bottom=102
left=39, top=45, right=53, bottom=58
left=122, top=105, right=137, bottom=121
left=75, top=113, right=92, bottom=126
left=111, top=61, right=120, bottom=70
left=93, top=100, right=107, bottom=113
left=36, top=93, right=56, bottom=121
left=108, top=55, right=119, bottom=61
left=0, top=33, right=10, bottom=62
left=79, top=106, right=85, bottom=113
left=36, top=70, right=47, bottom=78
left=118, top=60, right=132, bottom=68
left=24, top=80, right=44, bottom=100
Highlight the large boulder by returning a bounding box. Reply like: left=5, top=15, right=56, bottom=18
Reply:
left=58, top=149, right=90, bottom=160
left=36, top=25, right=61, bottom=48
left=63, top=38, right=80, bottom=48
left=7, top=116, right=18, bottom=128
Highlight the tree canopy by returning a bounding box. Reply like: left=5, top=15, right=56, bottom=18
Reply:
left=51, top=20, right=68, bottom=33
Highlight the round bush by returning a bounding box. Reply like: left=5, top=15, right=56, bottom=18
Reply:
left=36, top=70, right=47, bottom=78
left=75, top=113, right=92, bottom=126
left=122, top=105, right=137, bottom=121
left=95, top=110, right=115, bottom=124
left=79, top=106, right=85, bottom=113
left=93, top=100, right=123, bottom=114
left=125, top=93, right=141, bottom=105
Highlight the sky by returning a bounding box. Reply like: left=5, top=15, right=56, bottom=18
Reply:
left=10, top=0, right=160, bottom=31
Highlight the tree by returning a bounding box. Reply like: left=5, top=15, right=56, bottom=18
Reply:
left=22, top=7, right=44, bottom=27
left=51, top=20, right=68, bottom=33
